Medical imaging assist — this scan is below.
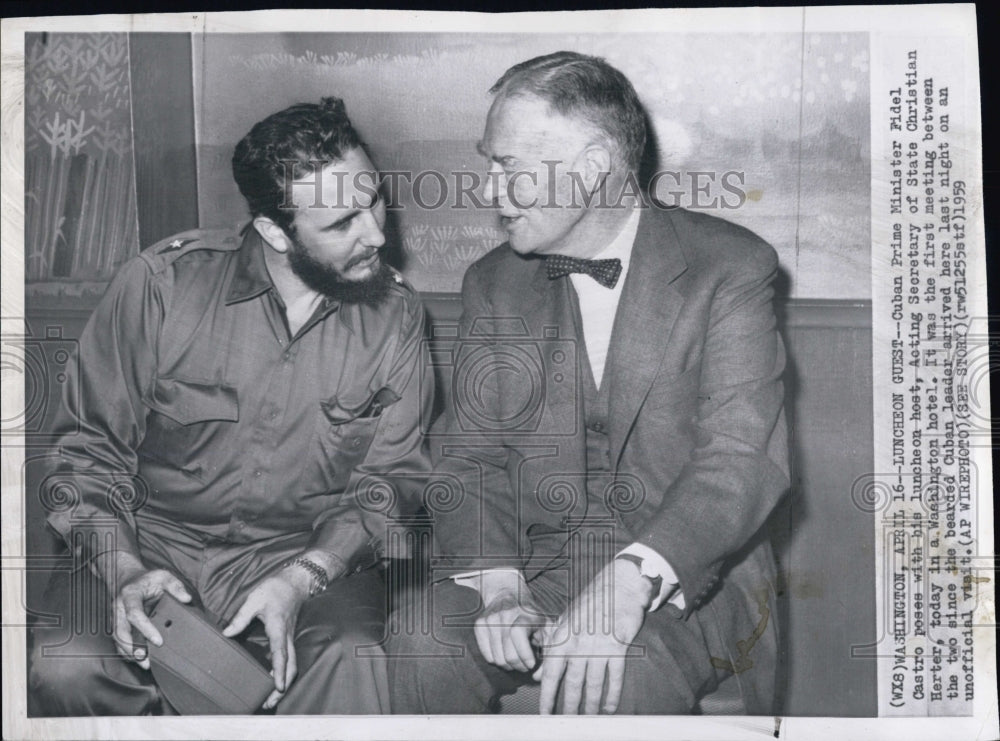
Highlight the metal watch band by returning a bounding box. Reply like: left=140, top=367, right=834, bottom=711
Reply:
left=284, top=556, right=329, bottom=597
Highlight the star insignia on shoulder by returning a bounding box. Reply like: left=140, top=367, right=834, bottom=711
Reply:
left=161, top=237, right=197, bottom=253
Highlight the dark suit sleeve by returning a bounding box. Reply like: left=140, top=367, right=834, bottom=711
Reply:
left=426, top=264, right=526, bottom=574
left=633, top=240, right=789, bottom=613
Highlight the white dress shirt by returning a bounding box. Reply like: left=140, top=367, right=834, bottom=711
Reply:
left=568, top=208, right=638, bottom=388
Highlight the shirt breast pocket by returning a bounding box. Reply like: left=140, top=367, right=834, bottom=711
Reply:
left=315, top=387, right=399, bottom=487
left=139, top=376, right=240, bottom=480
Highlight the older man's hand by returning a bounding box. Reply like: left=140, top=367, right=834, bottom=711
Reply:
left=535, top=559, right=653, bottom=714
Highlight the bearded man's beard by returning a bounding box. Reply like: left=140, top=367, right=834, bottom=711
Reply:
left=286, top=233, right=394, bottom=307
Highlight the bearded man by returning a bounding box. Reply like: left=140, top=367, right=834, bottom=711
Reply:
left=29, top=97, right=431, bottom=716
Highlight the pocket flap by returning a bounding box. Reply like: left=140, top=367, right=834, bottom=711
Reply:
left=321, top=387, right=400, bottom=424
left=148, top=377, right=239, bottom=425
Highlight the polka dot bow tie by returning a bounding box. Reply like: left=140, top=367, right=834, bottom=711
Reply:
left=545, top=255, right=622, bottom=289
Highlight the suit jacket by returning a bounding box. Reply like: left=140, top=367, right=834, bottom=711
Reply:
left=430, top=205, right=789, bottom=712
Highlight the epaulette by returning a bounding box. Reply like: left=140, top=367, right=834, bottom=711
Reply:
left=387, top=266, right=422, bottom=303
left=139, top=229, right=242, bottom=274
left=387, top=266, right=414, bottom=292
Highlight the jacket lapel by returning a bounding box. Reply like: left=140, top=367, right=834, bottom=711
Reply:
left=535, top=262, right=583, bottom=438
left=606, top=208, right=688, bottom=467
left=501, top=257, right=581, bottom=441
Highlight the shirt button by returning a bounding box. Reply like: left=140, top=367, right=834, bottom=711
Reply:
left=591, top=422, right=604, bottom=432
left=253, top=469, right=263, bottom=477
left=351, top=437, right=362, bottom=449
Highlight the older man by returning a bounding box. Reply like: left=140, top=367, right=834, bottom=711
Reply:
left=29, top=97, right=432, bottom=715
left=389, top=52, right=788, bottom=715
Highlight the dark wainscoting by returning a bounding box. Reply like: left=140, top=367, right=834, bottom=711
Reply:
left=22, top=293, right=875, bottom=716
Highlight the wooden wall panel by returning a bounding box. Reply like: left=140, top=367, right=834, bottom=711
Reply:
left=777, top=301, right=876, bottom=716
left=128, top=33, right=199, bottom=248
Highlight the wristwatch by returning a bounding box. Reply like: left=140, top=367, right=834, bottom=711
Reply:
left=283, top=556, right=329, bottom=597
left=615, top=552, right=664, bottom=597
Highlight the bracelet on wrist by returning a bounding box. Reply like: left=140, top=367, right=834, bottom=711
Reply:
left=283, top=556, right=329, bottom=597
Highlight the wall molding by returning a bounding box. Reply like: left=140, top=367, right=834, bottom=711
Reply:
left=23, top=291, right=872, bottom=331
left=420, top=293, right=872, bottom=330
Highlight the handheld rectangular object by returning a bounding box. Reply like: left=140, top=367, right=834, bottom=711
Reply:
left=147, top=593, right=273, bottom=715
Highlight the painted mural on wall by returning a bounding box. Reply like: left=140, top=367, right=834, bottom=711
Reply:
left=25, top=33, right=139, bottom=288
left=195, top=32, right=870, bottom=298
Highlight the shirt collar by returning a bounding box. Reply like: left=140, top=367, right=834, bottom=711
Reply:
left=224, top=226, right=342, bottom=326
left=589, top=206, right=642, bottom=278
left=225, top=227, right=274, bottom=305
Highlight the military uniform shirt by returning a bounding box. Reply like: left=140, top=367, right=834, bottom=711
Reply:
left=47, top=227, right=432, bottom=618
